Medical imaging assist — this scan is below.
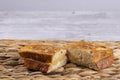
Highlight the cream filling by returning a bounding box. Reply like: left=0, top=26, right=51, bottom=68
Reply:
left=47, top=50, right=67, bottom=73
left=52, top=50, right=66, bottom=64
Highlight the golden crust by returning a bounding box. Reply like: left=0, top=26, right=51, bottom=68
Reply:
left=24, top=58, right=50, bottom=73
left=68, top=41, right=108, bottom=52
left=67, top=41, right=114, bottom=70
left=19, top=45, right=63, bottom=63
left=95, top=55, right=114, bottom=70
left=20, top=45, right=62, bottom=55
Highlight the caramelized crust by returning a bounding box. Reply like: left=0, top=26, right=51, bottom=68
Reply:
left=24, top=58, right=50, bottom=73
left=20, top=45, right=62, bottom=55
left=19, top=45, right=63, bottom=63
left=96, top=55, right=114, bottom=70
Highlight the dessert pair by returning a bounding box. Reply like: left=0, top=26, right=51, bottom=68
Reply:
left=19, top=41, right=114, bottom=73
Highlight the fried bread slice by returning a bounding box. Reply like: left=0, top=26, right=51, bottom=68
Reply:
left=19, top=45, right=67, bottom=73
left=67, top=41, right=114, bottom=70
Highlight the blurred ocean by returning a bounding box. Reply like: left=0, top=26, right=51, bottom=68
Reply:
left=0, top=11, right=120, bottom=41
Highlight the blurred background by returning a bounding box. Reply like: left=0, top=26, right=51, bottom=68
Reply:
left=0, top=0, right=120, bottom=41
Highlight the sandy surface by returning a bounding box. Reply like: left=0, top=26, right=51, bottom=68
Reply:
left=0, top=39, right=120, bottom=80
